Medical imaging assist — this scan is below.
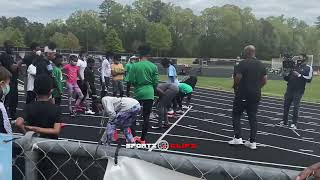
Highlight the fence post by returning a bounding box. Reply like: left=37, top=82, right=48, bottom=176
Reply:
left=21, top=132, right=38, bottom=180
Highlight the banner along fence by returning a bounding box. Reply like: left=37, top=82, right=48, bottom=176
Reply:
left=1, top=132, right=302, bottom=180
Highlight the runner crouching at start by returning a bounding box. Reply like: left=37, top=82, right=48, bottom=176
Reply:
left=100, top=96, right=141, bottom=145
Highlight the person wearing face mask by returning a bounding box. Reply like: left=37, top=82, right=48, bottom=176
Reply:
left=277, top=54, right=313, bottom=130
left=0, top=40, right=22, bottom=119
left=0, top=67, right=13, bottom=134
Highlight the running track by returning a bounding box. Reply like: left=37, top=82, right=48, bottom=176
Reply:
left=13, top=65, right=320, bottom=171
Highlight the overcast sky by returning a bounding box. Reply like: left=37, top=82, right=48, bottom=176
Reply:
left=0, top=0, right=318, bottom=25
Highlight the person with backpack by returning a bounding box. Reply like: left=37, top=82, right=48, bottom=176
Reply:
left=278, top=53, right=313, bottom=129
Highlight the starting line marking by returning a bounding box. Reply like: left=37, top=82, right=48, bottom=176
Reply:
left=148, top=106, right=193, bottom=152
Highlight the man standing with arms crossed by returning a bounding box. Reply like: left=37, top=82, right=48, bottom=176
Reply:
left=101, top=53, right=112, bottom=97
left=129, top=45, right=159, bottom=144
left=229, top=45, right=267, bottom=150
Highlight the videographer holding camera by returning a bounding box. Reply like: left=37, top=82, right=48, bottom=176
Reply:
left=278, top=53, right=313, bottom=129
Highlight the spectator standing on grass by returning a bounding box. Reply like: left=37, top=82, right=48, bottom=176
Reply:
left=101, top=53, right=112, bottom=97
left=0, top=67, right=13, bottom=134
left=0, top=40, right=22, bottom=119
left=15, top=74, right=61, bottom=139
left=151, top=83, right=179, bottom=130
left=228, top=45, right=267, bottom=150
left=278, top=53, right=312, bottom=130
left=52, top=54, right=64, bottom=105
left=111, top=55, right=125, bottom=97
left=161, top=58, right=179, bottom=84
left=100, top=96, right=141, bottom=144
left=128, top=45, right=159, bottom=144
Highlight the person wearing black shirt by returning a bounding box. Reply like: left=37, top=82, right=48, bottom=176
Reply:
left=0, top=40, right=22, bottom=119
left=278, top=54, right=313, bottom=130
left=228, top=45, right=267, bottom=150
left=15, top=74, right=61, bottom=139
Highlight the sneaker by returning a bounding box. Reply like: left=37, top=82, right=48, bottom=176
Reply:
left=228, top=137, right=244, bottom=145
left=176, top=109, right=184, bottom=114
left=182, top=105, right=189, bottom=109
left=85, top=109, right=95, bottom=115
left=168, top=110, right=174, bottom=114
left=151, top=126, right=162, bottom=130
left=277, top=121, right=288, bottom=127
left=290, top=124, right=297, bottom=130
left=244, top=141, right=257, bottom=150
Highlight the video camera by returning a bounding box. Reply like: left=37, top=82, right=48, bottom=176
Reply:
left=282, top=53, right=295, bottom=76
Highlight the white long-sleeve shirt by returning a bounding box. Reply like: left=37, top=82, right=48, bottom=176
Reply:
left=77, top=59, right=87, bottom=80
left=27, top=64, right=37, bottom=91
left=101, top=58, right=111, bottom=82
left=101, top=96, right=140, bottom=120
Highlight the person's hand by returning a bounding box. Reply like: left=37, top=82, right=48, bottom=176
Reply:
left=296, top=162, right=320, bottom=180
left=15, top=117, right=25, bottom=128
left=25, top=126, right=40, bottom=132
left=293, top=71, right=301, bottom=77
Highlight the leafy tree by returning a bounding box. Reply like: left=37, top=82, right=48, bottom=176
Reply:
left=316, top=16, right=320, bottom=29
left=49, top=32, right=67, bottom=49
left=66, top=32, right=80, bottom=49
left=0, top=27, right=25, bottom=47
left=104, top=28, right=124, bottom=53
left=146, top=23, right=172, bottom=56
left=66, top=10, right=104, bottom=50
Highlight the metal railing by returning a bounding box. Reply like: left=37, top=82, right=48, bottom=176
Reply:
left=2, top=132, right=302, bottom=180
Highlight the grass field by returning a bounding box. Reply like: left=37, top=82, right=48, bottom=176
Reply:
left=160, top=75, right=320, bottom=103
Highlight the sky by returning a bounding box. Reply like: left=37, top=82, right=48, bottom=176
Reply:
left=0, top=0, right=318, bottom=25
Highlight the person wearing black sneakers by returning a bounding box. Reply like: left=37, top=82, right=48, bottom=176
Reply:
left=228, top=45, right=267, bottom=150
left=152, top=83, right=179, bottom=130
left=278, top=54, right=312, bottom=130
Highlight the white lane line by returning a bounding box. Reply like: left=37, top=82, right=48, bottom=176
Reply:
left=305, top=129, right=315, bottom=132
left=291, top=129, right=301, bottom=137
left=162, top=149, right=306, bottom=170
left=187, top=125, right=198, bottom=128
left=177, top=124, right=320, bottom=158
left=184, top=115, right=320, bottom=145
left=302, top=137, right=314, bottom=140
left=299, top=149, right=314, bottom=153
left=148, top=106, right=193, bottom=152
left=221, top=129, right=233, bottom=132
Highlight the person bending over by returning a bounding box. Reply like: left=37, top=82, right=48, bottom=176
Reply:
left=152, top=83, right=179, bottom=130
left=15, top=74, right=62, bottom=139
left=100, top=96, right=141, bottom=144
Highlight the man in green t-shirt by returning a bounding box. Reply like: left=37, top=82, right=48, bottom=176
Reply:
left=128, top=46, right=159, bottom=144
left=173, top=83, right=193, bottom=113
left=125, top=56, right=139, bottom=97
left=52, top=54, right=64, bottom=105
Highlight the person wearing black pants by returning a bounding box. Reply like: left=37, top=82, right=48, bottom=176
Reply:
left=279, top=53, right=313, bottom=129
left=228, top=45, right=267, bottom=150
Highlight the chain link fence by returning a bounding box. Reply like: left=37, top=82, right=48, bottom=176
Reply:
left=2, top=132, right=303, bottom=180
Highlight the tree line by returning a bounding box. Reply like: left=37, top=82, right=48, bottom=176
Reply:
left=1, top=0, right=320, bottom=61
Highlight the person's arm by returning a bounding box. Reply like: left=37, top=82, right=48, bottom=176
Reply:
left=294, top=66, right=313, bottom=80
left=77, top=67, right=83, bottom=81
left=296, top=162, right=320, bottom=180
left=153, top=65, right=160, bottom=88
left=261, top=66, right=267, bottom=87
left=101, top=60, right=106, bottom=82
left=27, top=64, right=37, bottom=76
left=25, top=123, right=61, bottom=136
left=233, top=61, right=245, bottom=90
left=128, top=65, right=136, bottom=85
left=15, top=117, right=27, bottom=134
left=111, top=64, right=116, bottom=76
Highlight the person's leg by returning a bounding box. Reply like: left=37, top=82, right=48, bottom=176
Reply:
left=26, top=91, right=32, bottom=104
left=247, top=101, right=259, bottom=143
left=292, top=92, right=303, bottom=125
left=126, top=82, right=131, bottom=97
left=112, top=80, right=117, bottom=97
left=119, top=81, right=124, bottom=97
left=55, top=97, right=62, bottom=105
left=158, top=99, right=165, bottom=127
left=74, top=83, right=84, bottom=107
left=80, top=82, right=88, bottom=105
left=8, top=81, right=18, bottom=119
left=283, top=90, right=293, bottom=125
left=66, top=82, right=74, bottom=112
left=141, top=100, right=153, bottom=141
left=232, top=98, right=245, bottom=139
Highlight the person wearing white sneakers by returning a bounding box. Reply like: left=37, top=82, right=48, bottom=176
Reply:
left=228, top=45, right=267, bottom=150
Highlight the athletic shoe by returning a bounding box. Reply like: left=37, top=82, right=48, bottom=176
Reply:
left=167, top=113, right=176, bottom=118
left=244, top=141, right=257, bottom=150
left=290, top=124, right=297, bottom=130
left=182, top=105, right=189, bottom=109
left=151, top=126, right=162, bottom=130
left=176, top=109, right=184, bottom=114
left=277, top=121, right=288, bottom=127
left=168, top=109, right=174, bottom=114
left=85, top=109, right=95, bottom=115
left=228, top=137, right=244, bottom=145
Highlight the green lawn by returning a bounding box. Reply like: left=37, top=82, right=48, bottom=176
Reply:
left=160, top=75, right=320, bottom=103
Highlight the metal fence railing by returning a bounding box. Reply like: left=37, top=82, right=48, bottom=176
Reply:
left=1, top=132, right=303, bottom=180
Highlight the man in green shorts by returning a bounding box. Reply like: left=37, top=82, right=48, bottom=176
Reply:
left=128, top=45, right=159, bottom=144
